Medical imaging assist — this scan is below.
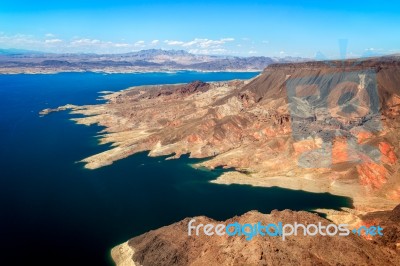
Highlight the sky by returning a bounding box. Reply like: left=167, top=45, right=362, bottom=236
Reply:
left=0, top=0, right=399, bottom=58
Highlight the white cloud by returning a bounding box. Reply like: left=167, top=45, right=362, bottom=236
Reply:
left=115, top=43, right=129, bottom=47
left=164, top=40, right=185, bottom=45
left=249, top=50, right=257, bottom=54
left=69, top=38, right=130, bottom=48
left=0, top=33, right=40, bottom=46
left=189, top=48, right=227, bottom=55
left=0, top=34, right=136, bottom=53
left=193, top=38, right=231, bottom=48
left=70, top=38, right=101, bottom=46
left=45, top=39, right=62, bottom=44
left=0, top=33, right=241, bottom=54
left=134, top=40, right=145, bottom=47
left=364, top=48, right=384, bottom=52
left=164, top=38, right=235, bottom=50
left=164, top=38, right=235, bottom=54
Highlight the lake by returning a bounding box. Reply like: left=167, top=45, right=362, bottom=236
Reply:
left=0, top=72, right=352, bottom=265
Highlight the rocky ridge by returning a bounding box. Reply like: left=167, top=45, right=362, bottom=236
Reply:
left=111, top=205, right=400, bottom=266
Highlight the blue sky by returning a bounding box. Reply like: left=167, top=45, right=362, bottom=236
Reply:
left=0, top=0, right=399, bottom=58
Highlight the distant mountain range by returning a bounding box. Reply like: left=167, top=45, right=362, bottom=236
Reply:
left=0, top=48, right=311, bottom=74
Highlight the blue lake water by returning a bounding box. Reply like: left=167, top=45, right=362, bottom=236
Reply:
left=0, top=72, right=352, bottom=265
